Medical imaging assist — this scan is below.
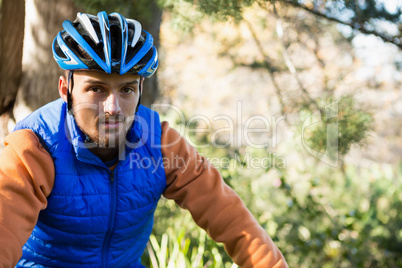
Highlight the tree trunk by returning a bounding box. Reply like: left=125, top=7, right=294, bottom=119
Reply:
left=13, top=0, right=80, bottom=124
left=0, top=0, right=25, bottom=148
left=139, top=1, right=162, bottom=107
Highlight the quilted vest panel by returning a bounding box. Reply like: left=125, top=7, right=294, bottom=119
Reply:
left=14, top=99, right=167, bottom=267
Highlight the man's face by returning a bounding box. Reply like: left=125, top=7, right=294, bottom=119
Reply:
left=69, top=70, right=141, bottom=148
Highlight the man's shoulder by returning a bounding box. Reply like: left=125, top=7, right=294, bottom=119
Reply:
left=13, top=99, right=67, bottom=151
left=15, top=99, right=66, bottom=130
left=136, top=104, right=162, bottom=127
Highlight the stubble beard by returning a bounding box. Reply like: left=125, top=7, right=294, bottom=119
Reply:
left=84, top=115, right=131, bottom=148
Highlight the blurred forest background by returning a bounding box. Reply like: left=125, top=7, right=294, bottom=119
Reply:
left=1, top=0, right=401, bottom=267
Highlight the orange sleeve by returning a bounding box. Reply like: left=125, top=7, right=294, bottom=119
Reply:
left=161, top=121, right=288, bottom=268
left=0, top=129, right=55, bottom=267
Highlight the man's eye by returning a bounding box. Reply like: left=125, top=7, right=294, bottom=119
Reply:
left=121, top=87, right=134, bottom=94
left=89, top=87, right=102, bottom=93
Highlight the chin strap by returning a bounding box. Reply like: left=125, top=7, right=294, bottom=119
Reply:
left=136, top=77, right=143, bottom=113
left=67, top=70, right=74, bottom=114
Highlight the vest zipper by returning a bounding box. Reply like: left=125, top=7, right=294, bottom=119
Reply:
left=102, top=171, right=117, bottom=268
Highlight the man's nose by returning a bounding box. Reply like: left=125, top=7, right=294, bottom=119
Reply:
left=104, top=93, right=121, bottom=115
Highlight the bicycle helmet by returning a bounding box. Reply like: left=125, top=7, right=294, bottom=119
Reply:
left=52, top=11, right=158, bottom=77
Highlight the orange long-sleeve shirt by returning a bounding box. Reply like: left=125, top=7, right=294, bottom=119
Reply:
left=0, top=122, right=288, bottom=267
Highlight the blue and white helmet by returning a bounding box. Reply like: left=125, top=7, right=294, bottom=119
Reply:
left=52, top=11, right=158, bottom=78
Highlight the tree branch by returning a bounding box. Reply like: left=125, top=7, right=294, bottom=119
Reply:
left=272, top=8, right=324, bottom=116
left=281, top=0, right=402, bottom=49
left=244, top=19, right=290, bottom=122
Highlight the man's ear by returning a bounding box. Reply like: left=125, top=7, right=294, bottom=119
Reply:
left=58, top=75, right=68, bottom=102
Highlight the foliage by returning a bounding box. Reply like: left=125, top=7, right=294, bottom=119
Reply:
left=300, top=95, right=374, bottom=161
left=188, top=0, right=255, bottom=22
left=274, top=162, right=402, bottom=267
left=146, top=106, right=402, bottom=267
left=281, top=0, right=402, bottom=48
left=144, top=226, right=238, bottom=268
left=71, top=0, right=157, bottom=24
left=165, top=0, right=401, bottom=48
left=70, top=0, right=401, bottom=48
left=158, top=0, right=204, bottom=33
left=324, top=0, right=401, bottom=23
left=142, top=196, right=236, bottom=267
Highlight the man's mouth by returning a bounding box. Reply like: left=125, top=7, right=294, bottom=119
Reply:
left=100, top=116, right=125, bottom=129
left=103, top=121, right=122, bottom=128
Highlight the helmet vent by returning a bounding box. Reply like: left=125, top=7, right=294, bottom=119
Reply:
left=64, top=36, right=92, bottom=60
left=125, top=32, right=145, bottom=64
left=110, top=24, right=122, bottom=62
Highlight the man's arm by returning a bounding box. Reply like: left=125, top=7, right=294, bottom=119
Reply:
left=160, top=121, right=288, bottom=268
left=0, top=129, right=55, bottom=267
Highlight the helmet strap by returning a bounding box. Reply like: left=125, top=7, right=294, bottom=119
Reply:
left=67, top=70, right=74, bottom=114
left=135, top=77, right=143, bottom=113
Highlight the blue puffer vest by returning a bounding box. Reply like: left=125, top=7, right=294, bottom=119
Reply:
left=13, top=99, right=167, bottom=267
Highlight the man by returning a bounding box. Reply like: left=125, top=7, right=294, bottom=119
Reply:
left=0, top=11, right=288, bottom=267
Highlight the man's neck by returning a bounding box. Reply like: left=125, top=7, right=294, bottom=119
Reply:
left=89, top=147, right=119, bottom=163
